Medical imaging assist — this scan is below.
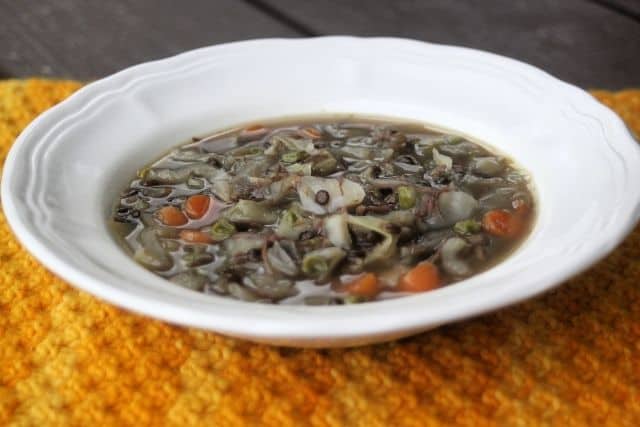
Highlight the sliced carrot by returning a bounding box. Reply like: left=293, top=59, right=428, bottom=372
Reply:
left=238, top=125, right=268, bottom=142
left=343, top=273, right=380, bottom=298
left=179, top=230, right=213, bottom=244
left=482, top=209, right=522, bottom=238
left=397, top=262, right=440, bottom=293
left=299, top=127, right=322, bottom=139
left=184, top=194, right=211, bottom=219
left=156, top=206, right=188, bottom=226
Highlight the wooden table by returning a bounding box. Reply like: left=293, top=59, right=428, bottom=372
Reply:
left=1, top=0, right=639, bottom=88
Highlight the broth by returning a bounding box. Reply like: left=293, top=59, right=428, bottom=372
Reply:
left=111, top=117, right=535, bottom=305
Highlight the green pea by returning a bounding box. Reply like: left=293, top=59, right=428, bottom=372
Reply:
left=302, top=256, right=329, bottom=276
left=281, top=151, right=308, bottom=164
left=301, top=247, right=346, bottom=280
left=397, top=186, right=416, bottom=209
left=454, top=219, right=482, bottom=235
left=210, top=219, right=236, bottom=241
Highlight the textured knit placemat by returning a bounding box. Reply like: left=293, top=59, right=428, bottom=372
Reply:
left=1, top=80, right=639, bottom=427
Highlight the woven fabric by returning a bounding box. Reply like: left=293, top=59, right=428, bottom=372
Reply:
left=1, top=80, right=639, bottom=427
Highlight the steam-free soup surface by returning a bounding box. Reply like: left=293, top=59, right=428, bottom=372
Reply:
left=111, top=118, right=534, bottom=305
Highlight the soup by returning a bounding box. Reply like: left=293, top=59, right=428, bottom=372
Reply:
left=111, top=118, right=535, bottom=304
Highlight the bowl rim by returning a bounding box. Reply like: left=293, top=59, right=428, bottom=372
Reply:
left=3, top=36, right=640, bottom=345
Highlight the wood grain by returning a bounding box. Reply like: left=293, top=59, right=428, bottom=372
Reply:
left=593, top=0, right=640, bottom=19
left=0, top=0, right=300, bottom=79
left=0, top=0, right=638, bottom=88
left=257, top=0, right=640, bottom=88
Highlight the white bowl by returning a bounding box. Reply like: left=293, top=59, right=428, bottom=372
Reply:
left=3, top=37, right=640, bottom=347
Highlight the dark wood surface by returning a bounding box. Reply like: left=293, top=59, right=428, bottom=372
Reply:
left=0, top=0, right=298, bottom=79
left=258, top=0, right=640, bottom=89
left=592, top=0, right=640, bottom=19
left=0, top=0, right=639, bottom=88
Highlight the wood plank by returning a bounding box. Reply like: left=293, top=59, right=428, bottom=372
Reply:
left=259, top=0, right=640, bottom=89
left=592, top=0, right=640, bottom=19
left=0, top=0, right=301, bottom=79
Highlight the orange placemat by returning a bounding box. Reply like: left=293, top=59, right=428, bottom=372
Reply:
left=1, top=80, right=640, bottom=426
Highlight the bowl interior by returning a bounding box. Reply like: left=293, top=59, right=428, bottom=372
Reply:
left=3, top=38, right=640, bottom=346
